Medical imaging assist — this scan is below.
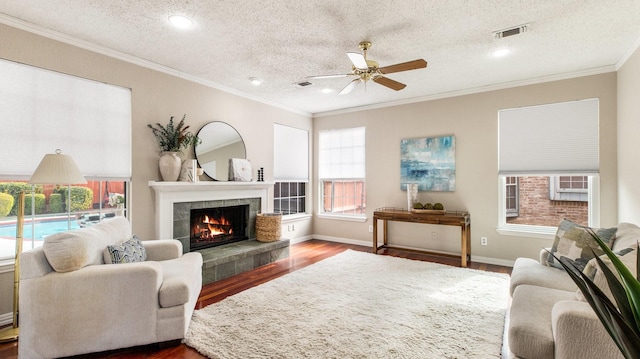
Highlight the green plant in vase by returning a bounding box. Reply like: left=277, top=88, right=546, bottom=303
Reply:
left=148, top=115, right=201, bottom=181
left=552, top=229, right=640, bottom=358
left=147, top=114, right=200, bottom=154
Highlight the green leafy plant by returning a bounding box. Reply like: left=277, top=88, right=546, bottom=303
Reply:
left=147, top=114, right=200, bottom=153
left=54, top=186, right=93, bottom=212
left=0, top=193, right=14, bottom=217
left=552, top=229, right=640, bottom=358
left=48, top=193, right=64, bottom=213
left=24, top=193, right=46, bottom=215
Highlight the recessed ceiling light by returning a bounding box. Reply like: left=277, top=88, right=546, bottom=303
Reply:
left=321, top=88, right=333, bottom=94
left=168, top=15, right=193, bottom=29
left=249, top=77, right=263, bottom=86
left=491, top=48, right=511, bottom=58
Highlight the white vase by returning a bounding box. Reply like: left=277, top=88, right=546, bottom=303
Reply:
left=406, top=183, right=418, bottom=211
left=158, top=152, right=182, bottom=181
left=116, top=204, right=124, bottom=216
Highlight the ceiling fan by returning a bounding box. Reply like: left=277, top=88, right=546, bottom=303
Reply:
left=307, top=41, right=428, bottom=95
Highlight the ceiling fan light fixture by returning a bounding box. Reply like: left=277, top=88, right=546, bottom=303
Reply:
left=249, top=77, right=263, bottom=86
left=168, top=15, right=193, bottom=29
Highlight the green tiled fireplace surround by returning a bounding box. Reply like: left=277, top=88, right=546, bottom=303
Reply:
left=199, top=239, right=289, bottom=284
left=173, top=198, right=289, bottom=284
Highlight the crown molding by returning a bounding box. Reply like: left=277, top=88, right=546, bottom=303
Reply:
left=0, top=14, right=311, bottom=118
left=616, top=33, right=640, bottom=70
left=0, top=14, right=626, bottom=119
left=313, top=65, right=616, bottom=118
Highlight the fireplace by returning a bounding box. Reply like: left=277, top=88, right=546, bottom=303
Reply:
left=148, top=181, right=273, bottom=252
left=149, top=181, right=290, bottom=284
left=190, top=204, right=249, bottom=250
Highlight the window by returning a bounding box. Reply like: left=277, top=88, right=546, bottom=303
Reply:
left=273, top=124, right=309, bottom=215
left=0, top=59, right=132, bottom=261
left=505, top=176, right=519, bottom=217
left=0, top=180, right=128, bottom=260
left=322, top=180, right=365, bottom=215
left=504, top=176, right=590, bottom=228
left=274, top=182, right=306, bottom=215
left=318, top=127, right=366, bottom=218
left=498, top=99, right=599, bottom=235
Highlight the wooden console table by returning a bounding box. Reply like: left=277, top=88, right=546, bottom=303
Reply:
left=372, top=208, right=471, bottom=267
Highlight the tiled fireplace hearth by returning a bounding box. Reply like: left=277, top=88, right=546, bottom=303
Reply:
left=149, top=181, right=290, bottom=283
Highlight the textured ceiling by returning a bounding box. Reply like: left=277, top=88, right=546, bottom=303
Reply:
left=1, top=1, right=640, bottom=115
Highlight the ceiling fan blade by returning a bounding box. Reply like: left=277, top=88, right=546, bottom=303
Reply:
left=373, top=76, right=406, bottom=91
left=306, top=74, right=352, bottom=79
left=347, top=52, right=368, bottom=70
left=378, top=59, right=427, bottom=74
left=339, top=79, right=360, bottom=95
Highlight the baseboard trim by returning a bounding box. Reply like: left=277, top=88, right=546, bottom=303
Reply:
left=311, top=235, right=371, bottom=247
left=287, top=235, right=313, bottom=244
left=0, top=312, right=13, bottom=327
left=311, top=235, right=514, bottom=267
left=471, top=255, right=515, bottom=267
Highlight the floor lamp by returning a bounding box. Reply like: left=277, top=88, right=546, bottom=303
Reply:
left=0, top=149, right=86, bottom=342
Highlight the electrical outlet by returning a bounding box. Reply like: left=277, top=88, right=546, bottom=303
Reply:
left=291, top=224, right=295, bottom=231
left=481, top=237, right=488, bottom=245
left=431, top=232, right=438, bottom=240
left=368, top=225, right=373, bottom=233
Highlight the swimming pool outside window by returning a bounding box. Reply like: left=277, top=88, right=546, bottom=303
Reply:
left=0, top=180, right=128, bottom=261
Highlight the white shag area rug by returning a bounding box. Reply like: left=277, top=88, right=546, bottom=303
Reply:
left=184, top=249, right=510, bottom=359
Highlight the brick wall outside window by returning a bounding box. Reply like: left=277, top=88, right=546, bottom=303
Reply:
left=506, top=176, right=588, bottom=226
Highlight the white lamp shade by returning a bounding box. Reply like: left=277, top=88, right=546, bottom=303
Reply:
left=29, top=150, right=87, bottom=185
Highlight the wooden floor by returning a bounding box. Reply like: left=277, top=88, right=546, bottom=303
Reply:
left=0, top=239, right=511, bottom=359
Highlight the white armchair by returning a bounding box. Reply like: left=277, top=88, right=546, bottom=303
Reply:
left=18, top=217, right=202, bottom=359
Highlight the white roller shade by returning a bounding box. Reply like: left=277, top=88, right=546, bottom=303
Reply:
left=498, top=98, right=599, bottom=175
left=0, top=59, right=132, bottom=179
left=273, top=124, right=309, bottom=182
left=319, top=127, right=366, bottom=179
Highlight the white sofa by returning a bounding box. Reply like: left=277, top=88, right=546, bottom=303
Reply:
left=18, top=216, right=203, bottom=359
left=508, top=220, right=639, bottom=359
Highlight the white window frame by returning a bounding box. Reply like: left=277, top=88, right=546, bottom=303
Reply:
left=497, top=175, right=600, bottom=239
left=318, top=127, right=366, bottom=222
left=497, top=99, right=600, bottom=238
left=0, top=59, right=132, bottom=263
left=273, top=124, right=309, bottom=216
left=273, top=181, right=306, bottom=216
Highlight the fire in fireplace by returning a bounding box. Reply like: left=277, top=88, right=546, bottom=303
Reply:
left=190, top=205, right=249, bottom=250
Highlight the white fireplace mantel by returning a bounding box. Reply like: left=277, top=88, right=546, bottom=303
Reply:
left=149, top=181, right=274, bottom=239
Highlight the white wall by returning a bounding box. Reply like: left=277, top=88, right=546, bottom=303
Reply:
left=617, top=46, right=640, bottom=223
left=313, top=73, right=619, bottom=265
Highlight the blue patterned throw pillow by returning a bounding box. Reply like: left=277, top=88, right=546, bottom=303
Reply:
left=106, top=236, right=147, bottom=264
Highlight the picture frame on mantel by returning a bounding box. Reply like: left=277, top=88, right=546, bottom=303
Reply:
left=400, top=135, right=456, bottom=191
left=228, top=158, right=253, bottom=181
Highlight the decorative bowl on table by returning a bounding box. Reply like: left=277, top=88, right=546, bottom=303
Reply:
left=411, top=202, right=446, bottom=214
left=411, top=209, right=446, bottom=214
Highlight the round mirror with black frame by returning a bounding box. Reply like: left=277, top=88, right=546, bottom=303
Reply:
left=195, top=122, right=246, bottom=181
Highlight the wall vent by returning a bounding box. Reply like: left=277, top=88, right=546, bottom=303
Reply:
left=493, top=24, right=529, bottom=39
left=296, top=81, right=313, bottom=87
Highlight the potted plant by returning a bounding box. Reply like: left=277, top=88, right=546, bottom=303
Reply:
left=108, top=192, right=125, bottom=216
left=148, top=115, right=200, bottom=181
left=553, top=230, right=640, bottom=358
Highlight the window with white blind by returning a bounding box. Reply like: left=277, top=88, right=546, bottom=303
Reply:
left=273, top=124, right=309, bottom=215
left=0, top=59, right=132, bottom=261
left=318, top=127, right=366, bottom=220
left=497, top=98, right=600, bottom=236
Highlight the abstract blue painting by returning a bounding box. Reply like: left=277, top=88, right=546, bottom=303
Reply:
left=400, top=135, right=456, bottom=191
